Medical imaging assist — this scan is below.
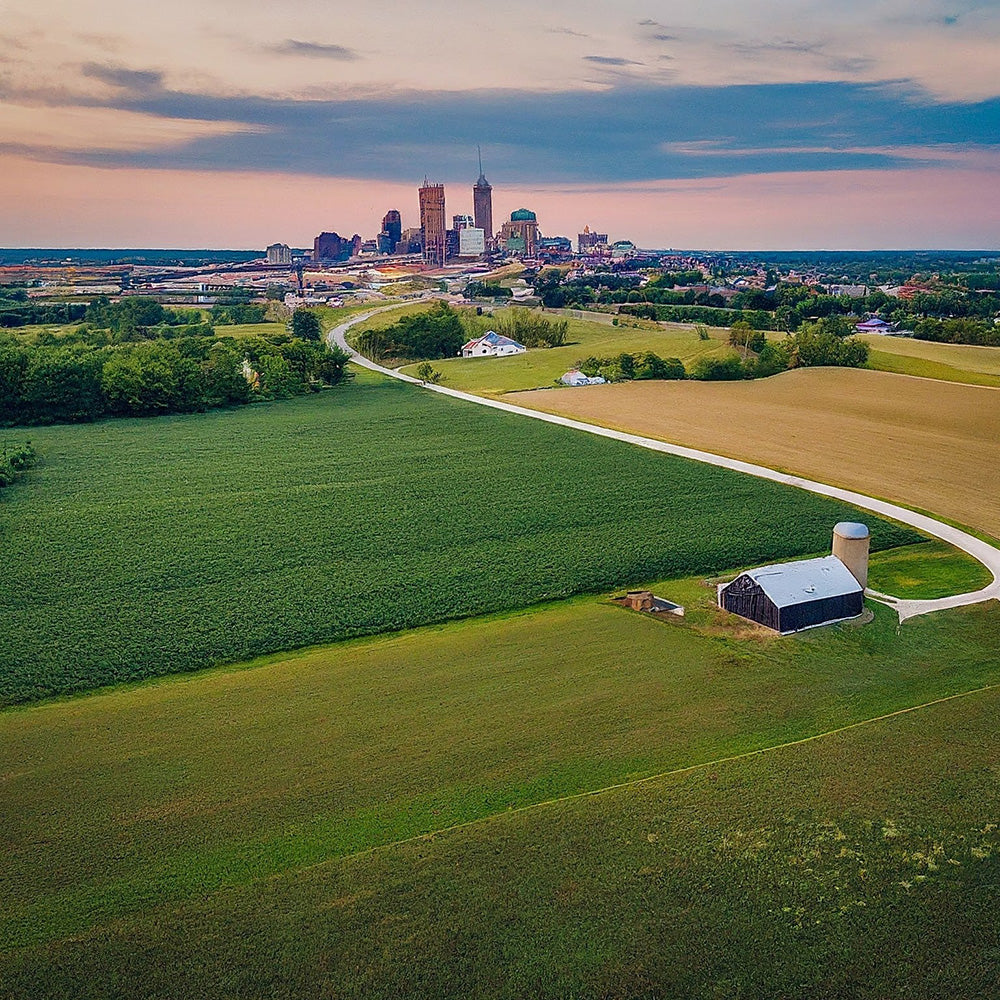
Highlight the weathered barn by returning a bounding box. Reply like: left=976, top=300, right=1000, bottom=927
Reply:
left=718, top=555, right=864, bottom=634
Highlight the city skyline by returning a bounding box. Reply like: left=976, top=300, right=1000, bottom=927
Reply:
left=3, top=1, right=1000, bottom=249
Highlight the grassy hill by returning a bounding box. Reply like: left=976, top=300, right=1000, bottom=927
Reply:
left=2, top=584, right=998, bottom=997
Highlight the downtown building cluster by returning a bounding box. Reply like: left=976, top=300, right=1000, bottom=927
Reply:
left=265, top=158, right=631, bottom=269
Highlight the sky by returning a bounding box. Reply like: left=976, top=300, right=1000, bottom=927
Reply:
left=2, top=0, right=1000, bottom=249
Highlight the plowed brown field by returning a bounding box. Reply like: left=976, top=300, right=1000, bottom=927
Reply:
left=509, top=367, right=1000, bottom=538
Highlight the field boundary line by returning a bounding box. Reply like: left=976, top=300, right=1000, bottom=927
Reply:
left=302, top=681, right=1000, bottom=874
left=329, top=304, right=1000, bottom=623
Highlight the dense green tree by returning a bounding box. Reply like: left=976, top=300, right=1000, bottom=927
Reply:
left=291, top=309, right=322, bottom=341
left=22, top=348, right=105, bottom=423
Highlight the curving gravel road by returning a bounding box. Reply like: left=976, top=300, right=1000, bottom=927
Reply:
left=330, top=305, right=1000, bottom=623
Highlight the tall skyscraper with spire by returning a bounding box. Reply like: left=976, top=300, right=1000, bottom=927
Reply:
left=473, top=147, right=493, bottom=249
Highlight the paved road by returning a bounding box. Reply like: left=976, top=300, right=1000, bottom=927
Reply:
left=330, top=306, right=1000, bottom=623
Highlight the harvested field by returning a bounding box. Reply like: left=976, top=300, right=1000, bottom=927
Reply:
left=509, top=366, right=1000, bottom=539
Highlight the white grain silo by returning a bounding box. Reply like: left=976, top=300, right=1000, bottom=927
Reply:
left=832, top=522, right=871, bottom=588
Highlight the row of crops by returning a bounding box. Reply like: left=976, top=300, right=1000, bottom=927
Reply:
left=0, top=375, right=920, bottom=705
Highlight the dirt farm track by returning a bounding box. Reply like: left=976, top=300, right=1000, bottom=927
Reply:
left=509, top=368, right=1000, bottom=541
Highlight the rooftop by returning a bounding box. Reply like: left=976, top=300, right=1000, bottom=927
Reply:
left=739, top=555, right=862, bottom=608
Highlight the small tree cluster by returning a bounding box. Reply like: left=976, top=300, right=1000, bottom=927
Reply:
left=494, top=308, right=568, bottom=348
left=354, top=302, right=465, bottom=361
left=578, top=351, right=686, bottom=383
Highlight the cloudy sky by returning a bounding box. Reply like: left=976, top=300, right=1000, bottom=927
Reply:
left=3, top=0, right=1000, bottom=249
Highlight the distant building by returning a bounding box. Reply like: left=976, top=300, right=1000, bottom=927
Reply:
left=610, top=239, right=636, bottom=259
left=537, top=236, right=572, bottom=257
left=473, top=153, right=493, bottom=249
left=313, top=232, right=360, bottom=263
left=460, top=331, right=527, bottom=357
left=453, top=214, right=475, bottom=231
left=578, top=227, right=608, bottom=254
left=459, top=228, right=486, bottom=256
left=266, top=243, right=292, bottom=265
left=419, top=181, right=446, bottom=265
left=827, top=284, right=868, bottom=298
left=855, top=317, right=893, bottom=334
left=500, top=208, right=538, bottom=257
left=397, top=227, right=423, bottom=254
left=378, top=210, right=402, bottom=255
left=560, top=369, right=606, bottom=386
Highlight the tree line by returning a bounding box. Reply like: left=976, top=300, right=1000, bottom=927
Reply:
left=573, top=321, right=869, bottom=385
left=1, top=312, right=348, bottom=426
left=528, top=266, right=1000, bottom=330
left=354, top=304, right=569, bottom=363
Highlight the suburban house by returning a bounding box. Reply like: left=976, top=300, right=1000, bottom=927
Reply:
left=460, top=331, right=527, bottom=358
left=560, top=369, right=607, bottom=386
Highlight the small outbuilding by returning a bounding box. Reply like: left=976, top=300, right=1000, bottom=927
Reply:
left=718, top=555, right=864, bottom=634
left=560, top=369, right=607, bottom=386
left=855, top=317, right=893, bottom=334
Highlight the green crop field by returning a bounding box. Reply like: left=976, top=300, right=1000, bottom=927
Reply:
left=2, top=583, right=998, bottom=997
left=0, top=369, right=920, bottom=706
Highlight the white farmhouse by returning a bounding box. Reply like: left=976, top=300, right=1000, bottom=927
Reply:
left=460, top=331, right=527, bottom=358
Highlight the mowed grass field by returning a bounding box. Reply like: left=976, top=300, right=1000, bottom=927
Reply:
left=0, top=369, right=922, bottom=706
left=370, top=304, right=733, bottom=393
left=862, top=333, right=1000, bottom=387
left=510, top=366, right=1000, bottom=539
left=2, top=584, right=999, bottom=997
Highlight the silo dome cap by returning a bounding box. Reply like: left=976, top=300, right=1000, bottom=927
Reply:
left=834, top=521, right=870, bottom=539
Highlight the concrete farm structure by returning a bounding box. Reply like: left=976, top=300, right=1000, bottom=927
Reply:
left=833, top=521, right=871, bottom=588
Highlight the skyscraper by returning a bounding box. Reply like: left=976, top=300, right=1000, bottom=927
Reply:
left=378, top=209, right=402, bottom=254
left=419, top=180, right=446, bottom=266
left=313, top=231, right=359, bottom=263
left=473, top=148, right=493, bottom=248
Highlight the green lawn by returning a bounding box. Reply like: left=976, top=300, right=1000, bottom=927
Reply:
left=392, top=310, right=733, bottom=393
left=212, top=320, right=287, bottom=338
left=0, top=371, right=922, bottom=706
left=2, top=590, right=998, bottom=996
left=860, top=334, right=1000, bottom=387
left=868, top=539, right=994, bottom=598
left=867, top=347, right=1000, bottom=387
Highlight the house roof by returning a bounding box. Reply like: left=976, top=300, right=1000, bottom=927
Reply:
left=479, top=331, right=525, bottom=348
left=735, top=555, right=862, bottom=608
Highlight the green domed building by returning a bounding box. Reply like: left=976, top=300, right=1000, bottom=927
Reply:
left=500, top=208, right=539, bottom=257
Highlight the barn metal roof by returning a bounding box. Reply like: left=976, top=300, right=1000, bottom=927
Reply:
left=738, top=555, right=862, bottom=608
